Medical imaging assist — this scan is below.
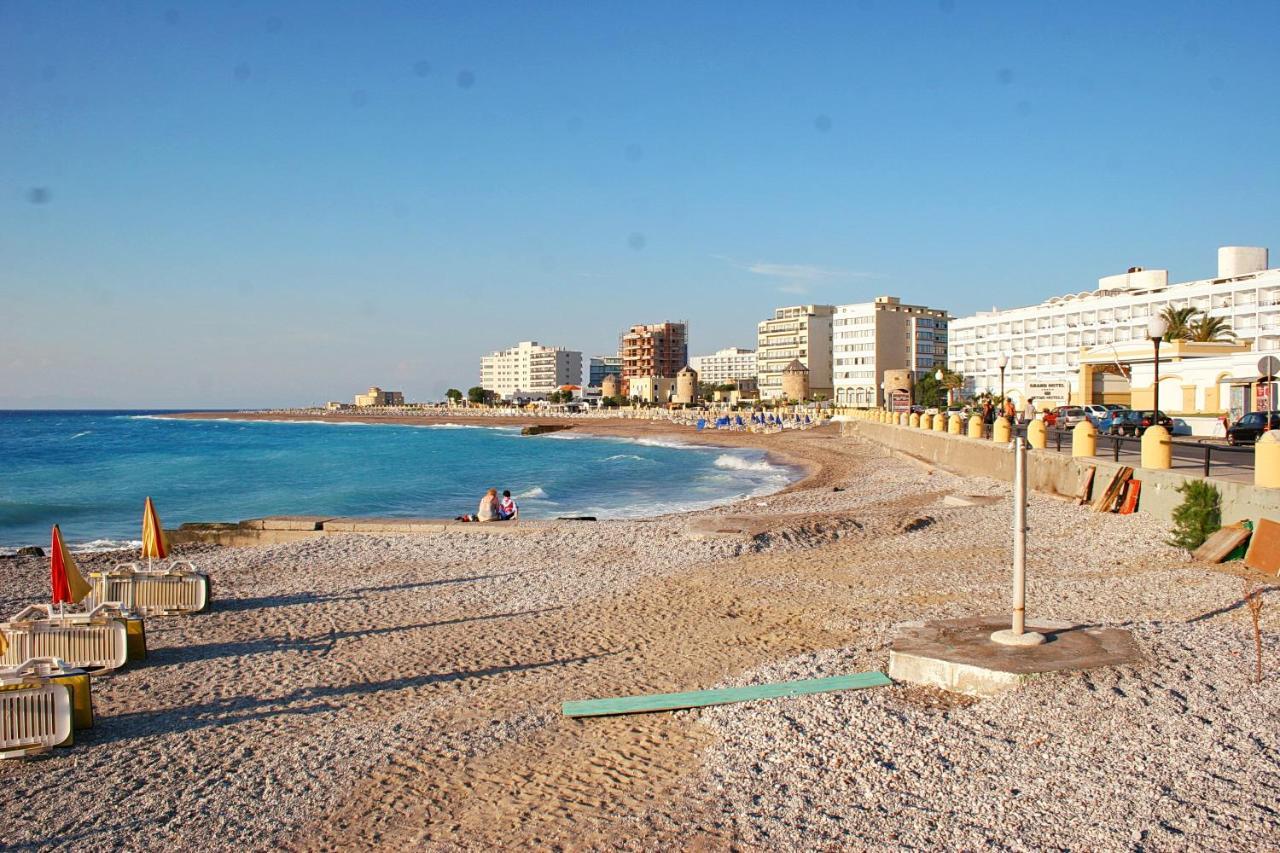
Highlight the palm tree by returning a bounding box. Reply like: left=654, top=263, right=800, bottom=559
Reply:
left=1187, top=314, right=1236, bottom=343
left=1159, top=305, right=1198, bottom=341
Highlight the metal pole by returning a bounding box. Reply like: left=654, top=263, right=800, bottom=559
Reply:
left=991, top=437, right=1045, bottom=646
left=1152, top=337, right=1161, bottom=417
left=1012, top=437, right=1027, bottom=634
left=999, top=367, right=1006, bottom=405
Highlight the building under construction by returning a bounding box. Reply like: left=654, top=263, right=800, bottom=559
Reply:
left=620, top=321, right=689, bottom=379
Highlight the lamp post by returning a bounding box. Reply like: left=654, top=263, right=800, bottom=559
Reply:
left=879, top=381, right=886, bottom=409
left=1148, top=316, right=1169, bottom=416
left=935, top=368, right=947, bottom=408
left=997, top=354, right=1009, bottom=405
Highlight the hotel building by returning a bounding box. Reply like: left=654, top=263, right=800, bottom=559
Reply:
left=947, top=246, right=1278, bottom=412
left=620, top=322, right=688, bottom=379
left=756, top=305, right=834, bottom=400
left=587, top=356, right=622, bottom=388
left=689, top=347, right=757, bottom=385
left=831, top=296, right=950, bottom=407
left=480, top=341, right=583, bottom=401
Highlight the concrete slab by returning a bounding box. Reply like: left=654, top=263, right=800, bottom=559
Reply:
left=942, top=494, right=1003, bottom=508
left=260, top=516, right=335, bottom=531
left=320, top=518, right=448, bottom=534
left=888, top=617, right=1142, bottom=698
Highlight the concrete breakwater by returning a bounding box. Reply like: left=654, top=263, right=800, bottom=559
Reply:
left=169, top=515, right=546, bottom=547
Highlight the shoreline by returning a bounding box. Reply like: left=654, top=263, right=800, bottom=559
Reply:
left=160, top=409, right=831, bottom=507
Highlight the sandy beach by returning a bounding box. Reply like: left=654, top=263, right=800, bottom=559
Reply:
left=1, top=418, right=1276, bottom=850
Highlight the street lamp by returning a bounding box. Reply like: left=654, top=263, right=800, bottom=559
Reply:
left=935, top=368, right=947, bottom=407
left=1148, top=315, right=1169, bottom=416
left=997, top=354, right=1009, bottom=404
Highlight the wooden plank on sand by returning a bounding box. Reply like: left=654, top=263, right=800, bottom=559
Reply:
left=1244, top=518, right=1280, bottom=574
left=1092, top=467, right=1132, bottom=513
left=1075, top=466, right=1096, bottom=505
left=562, top=671, right=892, bottom=718
left=1192, top=526, right=1252, bottom=563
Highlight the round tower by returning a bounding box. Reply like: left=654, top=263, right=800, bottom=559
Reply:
left=781, top=359, right=810, bottom=401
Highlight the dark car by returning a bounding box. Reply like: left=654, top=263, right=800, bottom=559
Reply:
left=1108, top=410, right=1172, bottom=436
left=1226, top=411, right=1280, bottom=446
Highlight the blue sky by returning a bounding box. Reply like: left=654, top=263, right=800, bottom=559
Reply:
left=2, top=0, right=1278, bottom=407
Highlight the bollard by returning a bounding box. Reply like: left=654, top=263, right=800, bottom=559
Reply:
left=1256, top=431, right=1280, bottom=487
left=1072, top=420, right=1097, bottom=457
left=948, top=414, right=962, bottom=435
left=1026, top=418, right=1047, bottom=449
left=899, top=412, right=910, bottom=427
left=967, top=415, right=983, bottom=438
left=933, top=411, right=947, bottom=432
left=992, top=416, right=1011, bottom=443
left=1140, top=425, right=1172, bottom=469
left=920, top=413, right=932, bottom=430
left=909, top=412, right=921, bottom=429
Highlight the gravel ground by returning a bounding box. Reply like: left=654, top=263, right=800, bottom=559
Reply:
left=0, top=425, right=1275, bottom=850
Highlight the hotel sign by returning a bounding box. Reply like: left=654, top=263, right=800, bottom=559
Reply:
left=1026, top=380, right=1070, bottom=404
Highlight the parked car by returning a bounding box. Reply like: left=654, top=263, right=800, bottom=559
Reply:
left=1226, top=411, right=1280, bottom=445
left=1053, top=406, right=1089, bottom=428
left=1081, top=404, right=1111, bottom=423
left=1108, top=410, right=1173, bottom=436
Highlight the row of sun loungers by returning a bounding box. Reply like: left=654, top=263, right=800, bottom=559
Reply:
left=1, top=502, right=211, bottom=760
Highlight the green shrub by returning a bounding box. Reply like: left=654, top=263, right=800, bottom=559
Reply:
left=1168, top=480, right=1221, bottom=551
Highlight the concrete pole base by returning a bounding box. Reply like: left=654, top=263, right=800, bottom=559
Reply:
left=989, top=628, right=1047, bottom=647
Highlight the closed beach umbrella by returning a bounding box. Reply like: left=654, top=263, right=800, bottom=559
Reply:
left=142, top=496, right=169, bottom=565
left=50, top=524, right=92, bottom=605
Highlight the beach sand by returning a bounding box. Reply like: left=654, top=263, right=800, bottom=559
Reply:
left=1, top=420, right=1276, bottom=850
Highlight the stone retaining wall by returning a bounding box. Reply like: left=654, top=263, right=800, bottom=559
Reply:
left=842, top=419, right=1280, bottom=526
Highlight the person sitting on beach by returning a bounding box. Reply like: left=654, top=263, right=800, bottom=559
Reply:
left=476, top=488, right=500, bottom=522
left=498, top=490, right=518, bottom=520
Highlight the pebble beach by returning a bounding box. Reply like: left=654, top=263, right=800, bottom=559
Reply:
left=0, top=420, right=1276, bottom=850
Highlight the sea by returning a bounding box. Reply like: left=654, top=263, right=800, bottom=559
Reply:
left=0, top=411, right=797, bottom=553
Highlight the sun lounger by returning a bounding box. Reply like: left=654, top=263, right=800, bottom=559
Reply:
left=7, top=602, right=146, bottom=662
left=87, top=561, right=209, bottom=616
left=0, top=658, right=74, bottom=759
left=0, top=656, right=93, bottom=730
left=0, top=605, right=130, bottom=673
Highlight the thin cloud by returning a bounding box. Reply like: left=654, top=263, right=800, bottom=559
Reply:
left=777, top=282, right=810, bottom=294
left=712, top=254, right=880, bottom=282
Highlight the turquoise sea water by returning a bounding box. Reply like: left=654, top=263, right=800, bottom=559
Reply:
left=0, top=411, right=796, bottom=552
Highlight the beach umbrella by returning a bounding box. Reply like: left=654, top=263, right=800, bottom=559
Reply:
left=142, top=496, right=169, bottom=568
left=50, top=524, right=92, bottom=605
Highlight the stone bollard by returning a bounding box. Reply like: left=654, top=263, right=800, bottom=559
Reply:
left=920, top=413, right=932, bottom=430
left=992, top=416, right=1011, bottom=442
left=1257, top=431, right=1280, bottom=487
left=949, top=414, right=962, bottom=434
left=1140, top=425, right=1172, bottom=469
left=1026, top=418, right=1047, bottom=449
left=933, top=411, right=947, bottom=432
left=967, top=415, right=983, bottom=438
left=909, top=412, right=921, bottom=429
left=1072, top=420, right=1097, bottom=457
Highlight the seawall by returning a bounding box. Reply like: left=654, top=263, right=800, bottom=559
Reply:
left=841, top=419, right=1280, bottom=526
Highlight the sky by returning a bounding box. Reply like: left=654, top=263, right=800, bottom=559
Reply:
left=2, top=0, right=1279, bottom=408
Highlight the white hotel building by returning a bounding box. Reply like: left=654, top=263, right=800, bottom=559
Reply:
left=480, top=341, right=583, bottom=400
left=689, top=347, right=757, bottom=384
left=947, top=246, right=1278, bottom=410
left=832, top=296, right=950, bottom=407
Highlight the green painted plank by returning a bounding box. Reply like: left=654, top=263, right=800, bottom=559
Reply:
left=562, top=671, right=891, bottom=718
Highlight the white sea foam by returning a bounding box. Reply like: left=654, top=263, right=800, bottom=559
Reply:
left=603, top=454, right=649, bottom=462
left=71, top=538, right=143, bottom=554
left=69, top=431, right=91, bottom=439
left=517, top=486, right=549, bottom=499
left=713, top=453, right=780, bottom=473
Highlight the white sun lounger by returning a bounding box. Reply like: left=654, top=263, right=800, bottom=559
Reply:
left=0, top=658, right=74, bottom=759
left=0, top=605, right=130, bottom=673
left=87, top=561, right=209, bottom=616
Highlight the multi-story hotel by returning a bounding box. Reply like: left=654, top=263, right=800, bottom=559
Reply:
left=756, top=305, right=834, bottom=400
left=832, top=297, right=950, bottom=407
left=620, top=322, right=688, bottom=379
left=588, top=356, right=622, bottom=388
left=479, top=341, right=583, bottom=400
left=947, top=246, right=1277, bottom=409
left=689, top=347, right=757, bottom=385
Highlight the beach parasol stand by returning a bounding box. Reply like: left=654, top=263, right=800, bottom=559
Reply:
left=141, top=496, right=169, bottom=571
left=50, top=524, right=93, bottom=615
